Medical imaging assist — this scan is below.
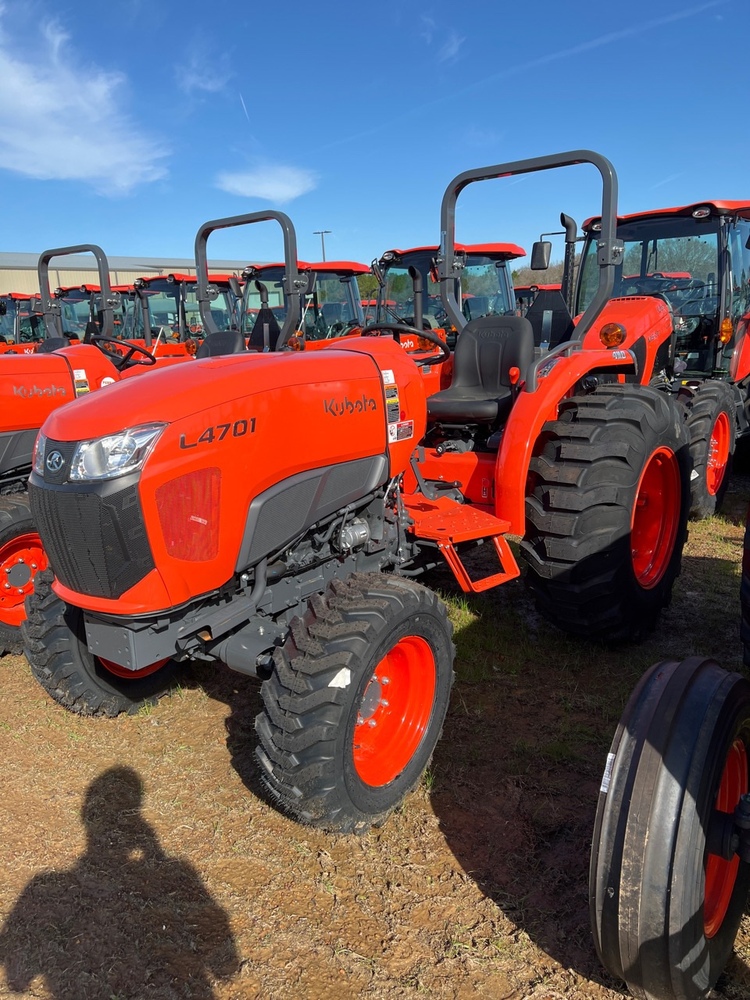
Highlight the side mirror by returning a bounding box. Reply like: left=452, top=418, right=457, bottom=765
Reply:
left=530, top=241, right=552, bottom=270
left=371, top=259, right=384, bottom=288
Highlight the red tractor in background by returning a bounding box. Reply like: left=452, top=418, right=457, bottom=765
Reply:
left=240, top=259, right=369, bottom=350
left=574, top=201, right=750, bottom=518
left=124, top=271, right=242, bottom=356
left=0, top=293, right=45, bottom=353
left=22, top=151, right=692, bottom=834
left=0, top=245, right=194, bottom=655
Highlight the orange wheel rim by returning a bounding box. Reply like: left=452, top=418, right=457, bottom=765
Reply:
left=0, top=532, right=47, bottom=627
left=705, top=738, right=748, bottom=938
left=706, top=412, right=731, bottom=496
left=353, top=635, right=436, bottom=787
left=631, top=447, right=680, bottom=588
left=97, top=656, right=170, bottom=680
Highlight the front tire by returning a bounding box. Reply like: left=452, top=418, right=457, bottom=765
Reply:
left=683, top=380, right=736, bottom=520
left=22, top=570, right=178, bottom=716
left=522, top=384, right=690, bottom=642
left=255, top=573, right=455, bottom=833
left=590, top=657, right=750, bottom=1000
left=0, top=494, right=47, bottom=656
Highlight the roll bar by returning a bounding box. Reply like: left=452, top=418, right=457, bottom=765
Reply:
left=37, top=244, right=116, bottom=341
left=194, top=210, right=312, bottom=347
left=437, top=149, right=624, bottom=342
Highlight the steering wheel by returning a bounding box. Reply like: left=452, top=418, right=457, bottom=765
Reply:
left=90, top=336, right=157, bottom=370
left=360, top=322, right=451, bottom=366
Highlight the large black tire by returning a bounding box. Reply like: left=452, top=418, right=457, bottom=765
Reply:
left=682, top=380, right=736, bottom=520
left=0, top=493, right=46, bottom=656
left=255, top=573, right=455, bottom=833
left=590, top=656, right=750, bottom=1000
left=742, top=505, right=750, bottom=669
left=522, top=384, right=690, bottom=642
left=22, top=569, right=179, bottom=716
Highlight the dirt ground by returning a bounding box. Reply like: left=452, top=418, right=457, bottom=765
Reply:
left=1, top=480, right=750, bottom=1000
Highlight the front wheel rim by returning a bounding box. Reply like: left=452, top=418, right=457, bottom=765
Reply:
left=97, top=656, right=170, bottom=680
left=0, top=532, right=47, bottom=627
left=704, top=738, right=748, bottom=938
left=706, top=411, right=731, bottom=496
left=353, top=635, right=436, bottom=787
left=631, top=447, right=681, bottom=588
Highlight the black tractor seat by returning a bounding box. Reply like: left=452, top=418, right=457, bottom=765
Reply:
left=195, top=328, right=246, bottom=358
left=426, top=315, right=535, bottom=425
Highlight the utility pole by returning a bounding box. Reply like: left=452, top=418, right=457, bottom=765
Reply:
left=313, top=230, right=331, bottom=262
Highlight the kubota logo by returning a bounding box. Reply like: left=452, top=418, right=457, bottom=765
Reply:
left=324, top=394, right=378, bottom=417
left=45, top=451, right=64, bottom=473
left=13, top=384, right=68, bottom=398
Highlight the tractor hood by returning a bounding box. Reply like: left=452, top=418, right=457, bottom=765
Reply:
left=29, top=338, right=428, bottom=616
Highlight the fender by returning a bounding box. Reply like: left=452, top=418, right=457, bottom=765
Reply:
left=495, top=347, right=638, bottom=533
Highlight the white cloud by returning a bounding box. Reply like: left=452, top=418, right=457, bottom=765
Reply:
left=420, top=14, right=436, bottom=44
left=0, top=13, right=168, bottom=194
left=438, top=29, right=465, bottom=63
left=215, top=165, right=318, bottom=203
left=175, top=48, right=232, bottom=94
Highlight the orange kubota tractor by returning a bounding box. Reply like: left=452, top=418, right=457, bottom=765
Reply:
left=239, top=259, right=370, bottom=351
left=0, top=293, right=45, bottom=354
left=23, top=151, right=691, bottom=833
left=575, top=201, right=750, bottom=519
left=127, top=271, right=242, bottom=357
left=0, top=245, right=193, bottom=655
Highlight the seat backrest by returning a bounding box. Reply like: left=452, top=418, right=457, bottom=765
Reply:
left=37, top=337, right=69, bottom=353
left=321, top=302, right=342, bottom=325
left=524, top=288, right=574, bottom=348
left=248, top=306, right=282, bottom=351
left=451, top=315, right=535, bottom=392
left=195, top=328, right=246, bottom=358
left=463, top=295, right=490, bottom=321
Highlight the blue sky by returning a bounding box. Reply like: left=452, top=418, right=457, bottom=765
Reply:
left=0, top=0, right=746, bottom=269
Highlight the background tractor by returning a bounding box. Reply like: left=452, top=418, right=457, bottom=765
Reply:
left=575, top=201, right=750, bottom=518
left=0, top=244, right=194, bottom=655
left=22, top=151, right=693, bottom=834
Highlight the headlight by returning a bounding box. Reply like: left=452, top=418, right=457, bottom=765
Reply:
left=70, top=423, right=165, bottom=481
left=32, top=431, right=47, bottom=476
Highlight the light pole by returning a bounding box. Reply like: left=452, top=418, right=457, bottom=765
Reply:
left=313, top=230, right=332, bottom=262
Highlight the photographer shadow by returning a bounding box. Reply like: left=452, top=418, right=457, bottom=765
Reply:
left=0, top=766, right=239, bottom=999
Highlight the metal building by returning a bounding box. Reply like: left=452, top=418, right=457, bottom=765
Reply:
left=0, top=252, right=254, bottom=295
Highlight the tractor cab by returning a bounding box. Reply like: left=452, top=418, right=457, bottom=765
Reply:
left=0, top=293, right=45, bottom=352
left=240, top=260, right=368, bottom=348
left=373, top=243, right=523, bottom=342
left=129, top=272, right=241, bottom=354
left=576, top=202, right=750, bottom=380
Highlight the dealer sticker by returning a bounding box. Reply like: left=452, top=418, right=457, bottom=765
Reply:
left=73, top=369, right=90, bottom=396
left=388, top=420, right=414, bottom=443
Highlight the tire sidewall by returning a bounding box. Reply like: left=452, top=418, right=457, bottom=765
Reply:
left=339, top=605, right=454, bottom=816
left=683, top=380, right=737, bottom=519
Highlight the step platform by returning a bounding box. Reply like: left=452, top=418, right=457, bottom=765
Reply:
left=402, top=494, right=520, bottom=593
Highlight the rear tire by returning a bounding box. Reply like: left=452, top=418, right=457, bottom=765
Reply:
left=522, top=384, right=690, bottom=642
left=683, top=380, right=736, bottom=520
left=0, top=494, right=46, bottom=656
left=22, top=569, right=178, bottom=716
left=742, top=505, right=750, bottom=669
left=590, top=656, right=750, bottom=1000
left=255, top=573, right=455, bottom=833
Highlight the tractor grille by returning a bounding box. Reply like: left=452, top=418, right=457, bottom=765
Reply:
left=29, top=478, right=154, bottom=599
